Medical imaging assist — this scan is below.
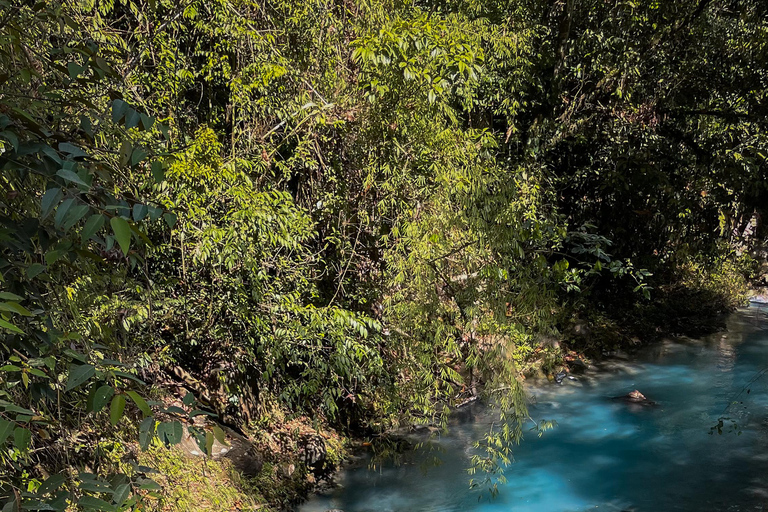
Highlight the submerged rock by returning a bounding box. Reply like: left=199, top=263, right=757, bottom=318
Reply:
left=613, top=389, right=656, bottom=406
left=567, top=357, right=588, bottom=374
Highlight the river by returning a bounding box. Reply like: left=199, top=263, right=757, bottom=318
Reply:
left=300, top=305, right=768, bottom=511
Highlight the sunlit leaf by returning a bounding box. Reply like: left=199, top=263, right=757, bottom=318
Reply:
left=109, top=395, right=126, bottom=426
left=110, top=217, right=131, bottom=255
left=126, top=391, right=151, bottom=416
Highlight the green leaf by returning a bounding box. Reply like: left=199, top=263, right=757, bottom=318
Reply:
left=56, top=169, right=90, bottom=188
left=1, top=403, right=34, bottom=415
left=112, top=370, right=145, bottom=385
left=0, top=418, right=14, bottom=444
left=212, top=425, right=227, bottom=445
left=111, top=99, right=128, bottom=124
left=125, top=109, right=140, bottom=130
left=169, top=421, right=183, bottom=444
left=18, top=499, right=58, bottom=511
left=39, top=492, right=68, bottom=511
left=163, top=212, right=177, bottom=228
left=54, top=198, right=75, bottom=228
left=139, top=416, right=155, bottom=450
left=58, top=142, right=88, bottom=159
left=1, top=130, right=19, bottom=151
left=0, top=292, right=23, bottom=301
left=205, top=431, right=214, bottom=456
left=13, top=427, right=31, bottom=451
left=112, top=483, right=130, bottom=506
left=189, top=427, right=204, bottom=453
left=158, top=123, right=170, bottom=140
left=81, top=214, right=106, bottom=244
left=182, top=392, right=195, bottom=406
left=126, top=391, right=151, bottom=416
left=109, top=395, right=126, bottom=426
left=78, top=475, right=114, bottom=494
left=62, top=204, right=90, bottom=232
left=89, top=385, right=114, bottom=413
left=77, top=495, right=116, bottom=512
left=137, top=478, right=161, bottom=491
left=37, top=473, right=66, bottom=496
left=130, top=147, right=147, bottom=166
left=110, top=217, right=131, bottom=255
left=66, top=62, right=83, bottom=79
left=41, top=188, right=62, bottom=219
left=139, top=113, right=155, bottom=131
left=0, top=302, right=32, bottom=316
left=44, top=249, right=66, bottom=265
left=158, top=421, right=183, bottom=445
left=80, top=115, right=94, bottom=138
left=63, top=349, right=86, bottom=362
left=27, top=264, right=46, bottom=279
left=132, top=204, right=148, bottom=222
left=147, top=205, right=163, bottom=221
left=151, top=161, right=164, bottom=182
left=65, top=364, right=95, bottom=391
left=119, top=140, right=132, bottom=166
left=0, top=318, right=24, bottom=334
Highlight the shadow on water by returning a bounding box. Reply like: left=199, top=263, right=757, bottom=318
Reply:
left=300, top=305, right=768, bottom=512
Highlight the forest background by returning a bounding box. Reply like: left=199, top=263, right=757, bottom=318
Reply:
left=0, top=0, right=766, bottom=510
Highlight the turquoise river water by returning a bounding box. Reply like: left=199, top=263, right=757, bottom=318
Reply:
left=300, top=305, right=768, bottom=512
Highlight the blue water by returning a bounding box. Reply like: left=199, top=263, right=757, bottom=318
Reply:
left=300, top=306, right=768, bottom=512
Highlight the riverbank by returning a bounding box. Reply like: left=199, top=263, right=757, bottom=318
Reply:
left=301, top=305, right=768, bottom=511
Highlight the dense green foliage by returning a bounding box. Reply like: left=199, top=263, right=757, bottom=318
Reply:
left=0, top=0, right=765, bottom=509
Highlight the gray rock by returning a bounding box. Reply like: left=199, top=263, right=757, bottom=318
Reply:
left=223, top=437, right=264, bottom=476
left=301, top=434, right=327, bottom=471
left=177, top=425, right=264, bottom=476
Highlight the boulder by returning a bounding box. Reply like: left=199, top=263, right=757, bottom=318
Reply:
left=178, top=425, right=264, bottom=476
left=300, top=434, right=327, bottom=473
left=224, top=437, right=264, bottom=476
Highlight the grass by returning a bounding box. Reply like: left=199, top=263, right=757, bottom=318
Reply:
left=138, top=445, right=269, bottom=511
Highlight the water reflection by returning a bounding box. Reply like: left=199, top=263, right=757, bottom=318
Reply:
left=300, top=306, right=768, bottom=512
